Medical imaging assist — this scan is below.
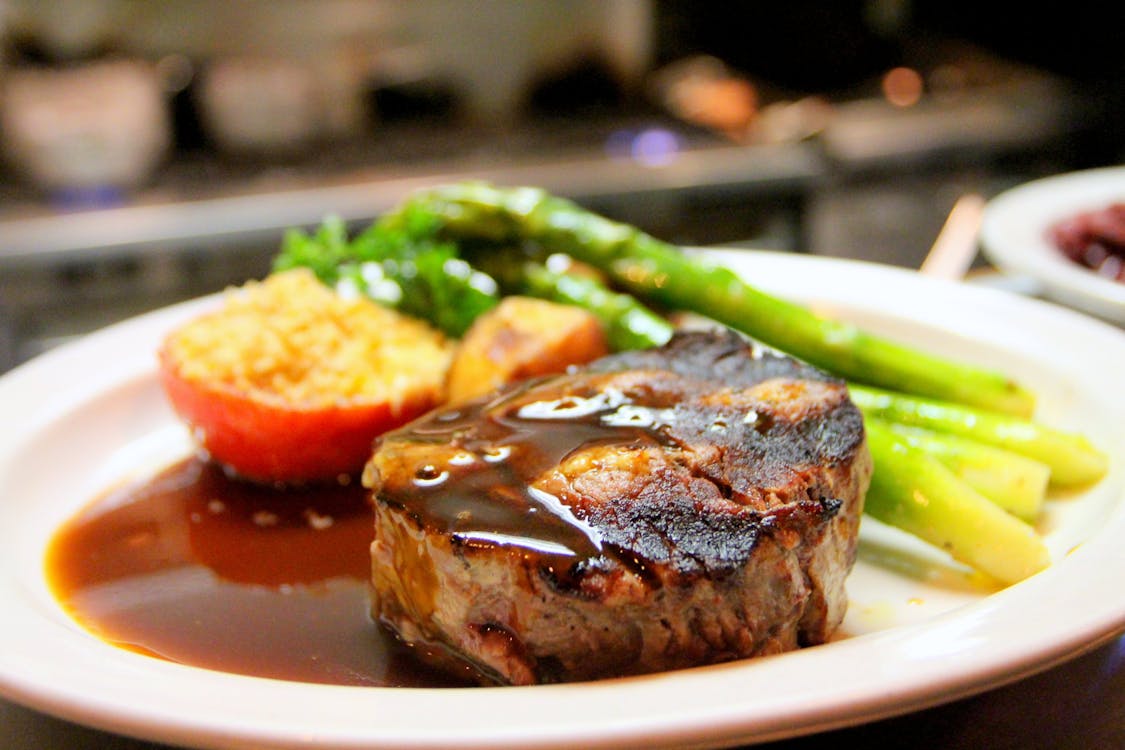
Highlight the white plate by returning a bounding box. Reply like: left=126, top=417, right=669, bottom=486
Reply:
left=979, top=165, right=1125, bottom=324
left=1, top=251, right=1123, bottom=750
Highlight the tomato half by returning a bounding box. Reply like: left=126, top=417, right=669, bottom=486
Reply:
left=155, top=270, right=452, bottom=484
left=158, top=348, right=440, bottom=484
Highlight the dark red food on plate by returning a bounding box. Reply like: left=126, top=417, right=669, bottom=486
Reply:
left=1047, top=202, right=1125, bottom=282
left=363, top=330, right=872, bottom=685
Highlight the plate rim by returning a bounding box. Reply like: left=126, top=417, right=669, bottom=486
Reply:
left=1, top=250, right=1123, bottom=750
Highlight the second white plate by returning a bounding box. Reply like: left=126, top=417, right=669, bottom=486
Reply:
left=979, top=165, right=1125, bottom=323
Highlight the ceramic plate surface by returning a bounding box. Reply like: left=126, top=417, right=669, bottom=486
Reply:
left=1, top=251, right=1123, bottom=749
left=979, top=165, right=1125, bottom=323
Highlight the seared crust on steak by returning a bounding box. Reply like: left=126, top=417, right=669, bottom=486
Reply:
left=364, top=330, right=871, bottom=685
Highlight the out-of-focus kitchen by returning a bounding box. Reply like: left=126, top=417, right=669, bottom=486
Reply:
left=0, top=0, right=1120, bottom=373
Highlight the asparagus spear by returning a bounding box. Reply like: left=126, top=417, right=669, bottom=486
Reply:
left=608, top=250, right=1038, bottom=417
left=864, top=420, right=1051, bottom=584
left=851, top=385, right=1108, bottom=487
left=384, top=182, right=1037, bottom=416
left=872, top=419, right=1049, bottom=521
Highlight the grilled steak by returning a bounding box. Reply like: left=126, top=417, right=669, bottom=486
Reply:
left=364, top=330, right=871, bottom=685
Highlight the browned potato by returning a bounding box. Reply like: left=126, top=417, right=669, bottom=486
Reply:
left=445, top=297, right=610, bottom=403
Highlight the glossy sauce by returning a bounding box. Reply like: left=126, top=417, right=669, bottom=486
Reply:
left=46, top=458, right=473, bottom=687
left=376, top=379, right=683, bottom=589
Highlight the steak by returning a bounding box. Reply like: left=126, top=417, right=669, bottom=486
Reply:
left=364, top=329, right=871, bottom=685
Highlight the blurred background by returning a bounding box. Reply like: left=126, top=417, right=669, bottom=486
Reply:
left=0, top=0, right=1121, bottom=372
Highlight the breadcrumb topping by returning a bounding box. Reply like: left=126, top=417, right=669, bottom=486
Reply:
left=164, top=269, right=452, bottom=409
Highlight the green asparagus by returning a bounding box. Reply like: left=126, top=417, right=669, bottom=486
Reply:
left=864, top=420, right=1050, bottom=584
left=872, top=419, right=1049, bottom=521
left=382, top=182, right=1037, bottom=417
left=851, top=385, right=1108, bottom=487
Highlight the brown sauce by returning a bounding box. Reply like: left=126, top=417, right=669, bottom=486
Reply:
left=375, top=377, right=682, bottom=589
left=46, top=458, right=474, bottom=687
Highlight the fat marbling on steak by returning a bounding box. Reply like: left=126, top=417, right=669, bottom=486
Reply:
left=363, top=329, right=871, bottom=685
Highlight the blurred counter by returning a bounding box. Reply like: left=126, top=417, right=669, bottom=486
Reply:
left=0, top=36, right=1107, bottom=372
